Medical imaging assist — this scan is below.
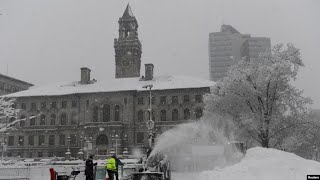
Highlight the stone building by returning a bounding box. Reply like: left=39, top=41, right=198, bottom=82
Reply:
left=209, top=24, right=271, bottom=82
left=0, top=73, right=33, bottom=96
left=3, top=4, right=214, bottom=158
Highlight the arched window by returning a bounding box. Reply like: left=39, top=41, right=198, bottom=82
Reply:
left=50, top=114, right=56, bottom=125
left=60, top=113, right=67, bottom=125
left=138, top=110, right=144, bottom=122
left=71, top=112, right=77, bottom=125
left=20, top=115, right=26, bottom=127
left=114, top=105, right=120, bottom=121
left=40, top=114, right=46, bottom=125
left=96, top=135, right=109, bottom=146
left=30, top=115, right=36, bottom=126
left=172, top=109, right=179, bottom=121
left=102, top=105, right=110, bottom=122
left=195, top=108, right=203, bottom=119
left=160, top=110, right=167, bottom=121
left=184, top=109, right=190, bottom=120
left=93, top=106, right=99, bottom=122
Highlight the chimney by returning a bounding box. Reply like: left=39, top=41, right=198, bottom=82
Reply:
left=80, top=67, right=91, bottom=84
left=145, top=64, right=154, bottom=81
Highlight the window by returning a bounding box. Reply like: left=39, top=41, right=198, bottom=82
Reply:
left=171, top=96, right=178, bottom=104
left=93, top=106, right=99, bottom=122
left=18, top=136, right=24, bottom=146
left=49, top=135, right=55, bottom=146
left=20, top=115, right=26, bottom=127
left=148, top=97, right=155, bottom=105
left=160, top=96, right=167, bottom=104
left=38, top=135, right=45, bottom=146
left=60, top=113, right=67, bottom=125
left=51, top=102, right=57, bottom=109
left=195, top=108, right=203, bottom=119
left=41, top=102, right=46, bottom=109
left=160, top=110, right=167, bottom=121
left=70, top=134, right=77, bottom=146
left=31, top=102, right=37, bottom=110
left=0, top=82, right=4, bottom=90
left=86, top=100, right=89, bottom=108
left=28, top=135, right=34, bottom=146
left=184, top=109, right=190, bottom=120
left=8, top=136, right=14, bottom=146
left=21, top=103, right=26, bottom=110
left=59, top=134, right=65, bottom=146
left=30, top=115, right=36, bottom=126
left=48, top=152, right=54, bottom=157
left=137, top=132, right=144, bottom=144
left=72, top=100, right=77, bottom=108
left=195, top=95, right=203, bottom=103
left=96, top=135, right=108, bottom=145
left=28, top=152, right=33, bottom=158
left=38, top=152, right=43, bottom=158
left=40, top=115, right=46, bottom=125
left=172, top=109, right=179, bottom=121
left=183, top=95, right=190, bottom=103
left=102, top=105, right=110, bottom=122
left=50, top=114, right=56, bottom=125
left=61, top=101, right=67, bottom=109
left=138, top=110, right=144, bottom=122
left=114, top=105, right=120, bottom=121
left=124, top=98, right=127, bottom=105
left=10, top=117, right=15, bottom=123
left=71, top=112, right=77, bottom=125
left=138, top=97, right=144, bottom=105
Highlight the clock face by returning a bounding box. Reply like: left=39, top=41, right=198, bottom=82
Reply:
left=122, top=52, right=132, bottom=68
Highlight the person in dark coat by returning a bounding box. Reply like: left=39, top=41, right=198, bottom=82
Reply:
left=85, top=155, right=97, bottom=180
left=113, top=154, right=124, bottom=180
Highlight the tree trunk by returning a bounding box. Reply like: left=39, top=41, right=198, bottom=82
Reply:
left=261, top=138, right=269, bottom=148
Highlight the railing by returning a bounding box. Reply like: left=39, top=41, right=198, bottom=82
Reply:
left=0, top=167, right=30, bottom=180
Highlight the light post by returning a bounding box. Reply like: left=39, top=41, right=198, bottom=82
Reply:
left=143, top=84, right=155, bottom=149
left=123, top=134, right=128, bottom=156
left=84, top=136, right=92, bottom=159
left=111, top=133, right=120, bottom=156
left=1, top=141, right=5, bottom=164
left=65, top=136, right=71, bottom=160
left=77, top=135, right=84, bottom=159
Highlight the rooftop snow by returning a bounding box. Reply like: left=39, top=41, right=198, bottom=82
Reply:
left=4, top=75, right=215, bottom=98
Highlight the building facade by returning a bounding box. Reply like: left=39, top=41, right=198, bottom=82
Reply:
left=209, top=25, right=271, bottom=82
left=0, top=73, right=33, bottom=96
left=2, top=5, right=214, bottom=158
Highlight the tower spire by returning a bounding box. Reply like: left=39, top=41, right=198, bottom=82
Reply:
left=122, top=3, right=134, bottom=18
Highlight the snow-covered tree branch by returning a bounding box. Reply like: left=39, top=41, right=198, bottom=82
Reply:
left=0, top=97, right=22, bottom=132
left=205, top=43, right=312, bottom=148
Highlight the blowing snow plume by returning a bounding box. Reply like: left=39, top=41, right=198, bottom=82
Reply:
left=148, top=114, right=242, bottom=172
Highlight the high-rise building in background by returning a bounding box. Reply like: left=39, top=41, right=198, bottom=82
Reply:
left=209, top=25, right=271, bottom=82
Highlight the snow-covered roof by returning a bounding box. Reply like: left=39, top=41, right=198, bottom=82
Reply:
left=4, top=75, right=215, bottom=98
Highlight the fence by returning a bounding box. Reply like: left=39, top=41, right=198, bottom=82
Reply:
left=0, top=167, right=30, bottom=180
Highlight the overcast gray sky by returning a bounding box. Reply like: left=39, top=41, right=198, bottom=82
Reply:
left=0, top=0, right=319, bottom=107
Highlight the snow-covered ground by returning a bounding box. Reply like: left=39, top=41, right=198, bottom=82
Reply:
left=198, top=147, right=320, bottom=180
left=1, top=147, right=320, bottom=180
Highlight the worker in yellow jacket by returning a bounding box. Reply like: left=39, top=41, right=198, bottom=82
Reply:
left=106, top=154, right=117, bottom=180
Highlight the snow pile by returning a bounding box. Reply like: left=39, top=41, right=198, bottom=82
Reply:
left=199, top=147, right=320, bottom=180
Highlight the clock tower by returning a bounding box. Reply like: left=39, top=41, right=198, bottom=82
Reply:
left=114, top=4, right=142, bottom=78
